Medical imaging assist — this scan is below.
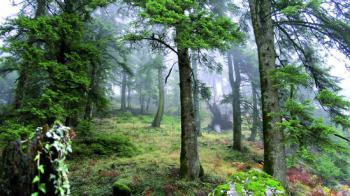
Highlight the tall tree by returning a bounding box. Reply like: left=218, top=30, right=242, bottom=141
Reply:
left=248, top=0, right=287, bottom=184
left=126, top=0, right=241, bottom=179
left=228, top=48, right=242, bottom=151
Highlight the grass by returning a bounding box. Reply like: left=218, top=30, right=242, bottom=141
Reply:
left=68, top=115, right=263, bottom=196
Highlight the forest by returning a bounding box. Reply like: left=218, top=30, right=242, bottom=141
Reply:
left=0, top=0, right=349, bottom=195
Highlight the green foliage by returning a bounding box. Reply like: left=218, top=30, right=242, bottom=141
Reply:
left=127, top=0, right=242, bottom=50
left=0, top=120, right=34, bottom=145
left=277, top=0, right=322, bottom=16
left=316, top=89, right=350, bottom=128
left=209, top=169, right=286, bottom=196
left=270, top=65, right=310, bottom=88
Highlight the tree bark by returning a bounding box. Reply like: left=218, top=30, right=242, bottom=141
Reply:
left=191, top=56, right=201, bottom=135
left=248, top=0, right=287, bottom=185
left=120, top=72, right=127, bottom=112
left=176, top=27, right=202, bottom=179
left=152, top=65, right=165, bottom=127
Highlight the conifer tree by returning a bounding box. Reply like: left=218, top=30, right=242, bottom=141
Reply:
left=126, top=0, right=241, bottom=179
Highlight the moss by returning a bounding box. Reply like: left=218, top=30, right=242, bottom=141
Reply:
left=72, top=134, right=138, bottom=157
left=113, top=180, right=131, bottom=196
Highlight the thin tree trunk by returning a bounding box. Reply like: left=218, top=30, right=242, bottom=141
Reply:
left=249, top=81, right=259, bottom=141
left=152, top=65, right=165, bottom=127
left=227, top=50, right=242, bottom=151
left=249, top=0, right=287, bottom=185
left=176, top=27, right=202, bottom=179
left=192, top=56, right=201, bottom=135
left=145, top=96, right=151, bottom=112
left=139, top=90, right=144, bottom=114
left=84, top=62, right=97, bottom=120
left=120, top=72, right=127, bottom=112
left=127, top=83, right=131, bottom=109
left=232, top=49, right=242, bottom=151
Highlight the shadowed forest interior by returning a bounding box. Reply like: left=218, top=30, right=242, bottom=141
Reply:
left=0, top=0, right=350, bottom=195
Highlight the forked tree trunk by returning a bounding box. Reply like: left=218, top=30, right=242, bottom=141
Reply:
left=249, top=0, right=287, bottom=185
left=176, top=27, right=202, bottom=179
left=152, top=65, right=165, bottom=127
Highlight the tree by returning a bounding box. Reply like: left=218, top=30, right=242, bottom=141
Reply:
left=227, top=47, right=242, bottom=151
left=152, top=56, right=165, bottom=127
left=0, top=0, right=118, bottom=125
left=126, top=0, right=241, bottom=179
left=248, top=0, right=350, bottom=186
left=248, top=0, right=287, bottom=185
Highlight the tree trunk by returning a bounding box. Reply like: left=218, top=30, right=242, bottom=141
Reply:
left=84, top=62, right=97, bottom=120
left=145, top=96, right=151, bottom=112
left=176, top=27, right=202, bottom=179
left=120, top=72, right=127, bottom=112
left=248, top=0, right=287, bottom=185
left=227, top=50, right=242, bottom=151
left=191, top=56, right=201, bottom=135
left=249, top=81, right=259, bottom=141
left=139, top=90, right=144, bottom=115
left=152, top=65, right=165, bottom=127
left=127, top=83, right=131, bottom=109
left=232, top=49, right=242, bottom=151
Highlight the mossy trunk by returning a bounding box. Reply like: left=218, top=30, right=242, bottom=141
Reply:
left=152, top=65, right=165, bottom=127
left=249, top=0, right=287, bottom=185
left=176, top=27, right=202, bottom=179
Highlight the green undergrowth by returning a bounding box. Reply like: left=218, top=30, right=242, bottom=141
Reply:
left=68, top=115, right=262, bottom=195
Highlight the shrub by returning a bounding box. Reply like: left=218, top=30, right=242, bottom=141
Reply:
left=72, top=134, right=138, bottom=157
left=209, top=169, right=286, bottom=196
left=75, top=120, right=93, bottom=138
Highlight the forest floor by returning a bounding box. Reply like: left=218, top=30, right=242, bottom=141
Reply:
left=68, top=115, right=264, bottom=195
